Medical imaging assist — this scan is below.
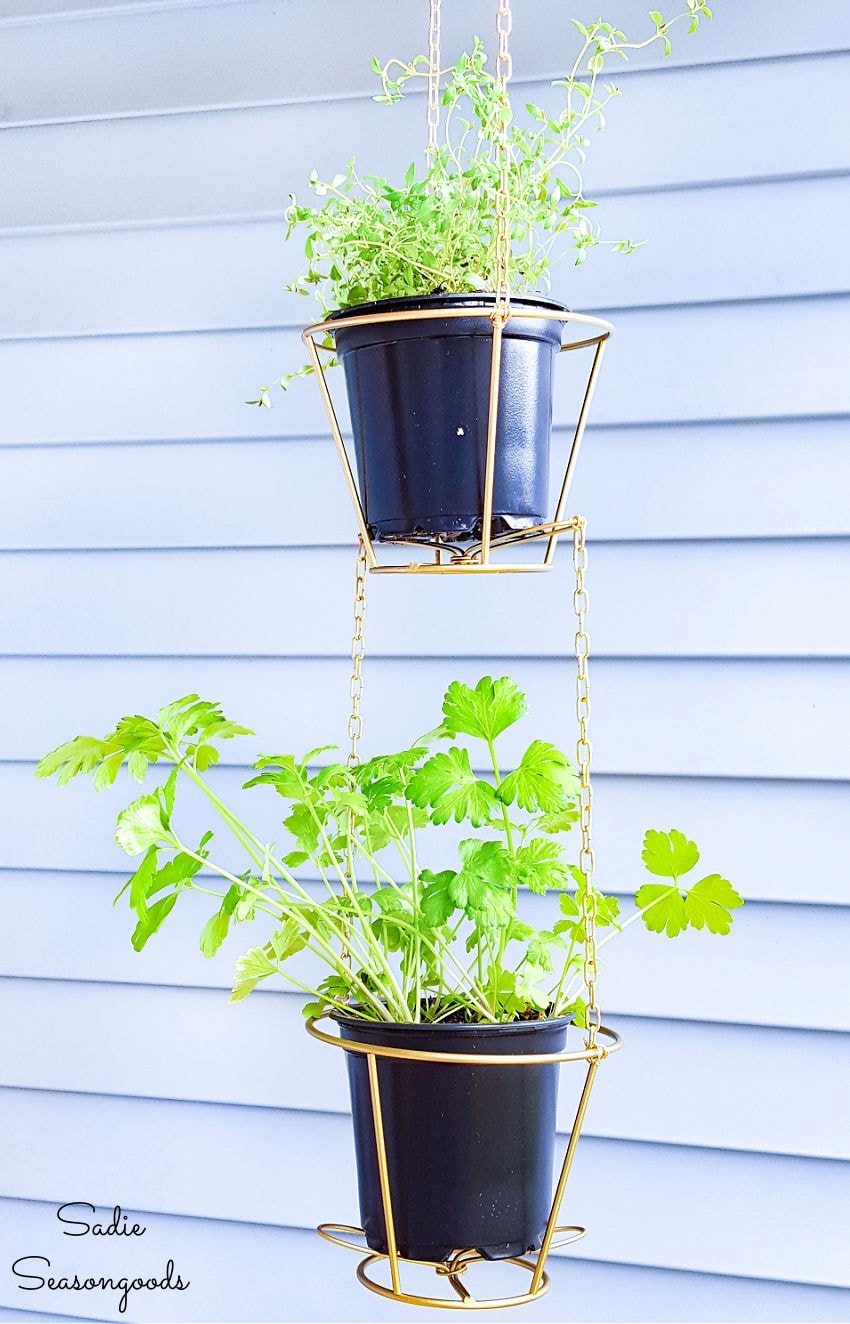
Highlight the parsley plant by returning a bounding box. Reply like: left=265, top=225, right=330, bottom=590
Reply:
left=37, top=676, right=741, bottom=1024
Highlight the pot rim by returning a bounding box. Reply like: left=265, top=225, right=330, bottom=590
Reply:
left=331, top=1009, right=573, bottom=1038
left=326, top=290, right=570, bottom=323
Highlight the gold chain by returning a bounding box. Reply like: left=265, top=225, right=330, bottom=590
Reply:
left=494, top=0, right=513, bottom=315
left=573, top=518, right=599, bottom=1048
left=426, top=0, right=442, bottom=161
left=347, top=536, right=368, bottom=768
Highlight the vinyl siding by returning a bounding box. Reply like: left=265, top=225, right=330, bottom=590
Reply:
left=1, top=1, right=848, bottom=1321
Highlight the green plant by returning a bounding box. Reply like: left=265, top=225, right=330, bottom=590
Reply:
left=36, top=675, right=741, bottom=1024
left=251, top=2, right=711, bottom=404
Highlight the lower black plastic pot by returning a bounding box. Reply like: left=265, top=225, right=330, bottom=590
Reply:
left=327, top=293, right=567, bottom=542
left=335, top=1013, right=570, bottom=1264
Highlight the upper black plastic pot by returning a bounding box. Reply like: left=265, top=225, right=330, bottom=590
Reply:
left=335, top=1012, right=570, bottom=1264
left=326, top=293, right=567, bottom=543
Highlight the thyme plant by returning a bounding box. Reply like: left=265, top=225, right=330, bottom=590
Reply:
left=37, top=676, right=741, bottom=1024
left=252, top=2, right=711, bottom=403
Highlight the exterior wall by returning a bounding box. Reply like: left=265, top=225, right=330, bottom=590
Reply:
left=0, top=1, right=848, bottom=1320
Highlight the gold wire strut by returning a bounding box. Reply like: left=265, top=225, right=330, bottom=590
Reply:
left=347, top=537, right=368, bottom=768
left=426, top=0, right=442, bottom=164
left=572, top=517, right=600, bottom=1049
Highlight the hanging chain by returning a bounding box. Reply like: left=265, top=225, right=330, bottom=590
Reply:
left=494, top=0, right=513, bottom=316
left=426, top=0, right=442, bottom=163
left=573, top=518, right=600, bottom=1049
left=347, top=536, right=368, bottom=768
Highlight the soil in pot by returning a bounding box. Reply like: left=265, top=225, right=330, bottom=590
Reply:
left=336, top=1013, right=570, bottom=1263
left=327, top=293, right=567, bottom=543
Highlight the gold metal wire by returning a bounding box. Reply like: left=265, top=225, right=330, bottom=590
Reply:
left=308, top=1018, right=619, bottom=1308
left=494, top=0, right=513, bottom=316
left=347, top=537, right=368, bottom=768
left=572, top=519, right=600, bottom=1048
left=426, top=0, right=442, bottom=162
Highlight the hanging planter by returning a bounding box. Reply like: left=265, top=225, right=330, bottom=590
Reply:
left=34, top=0, right=727, bottom=1314
left=37, top=668, right=740, bottom=1308
left=327, top=292, right=566, bottom=544
left=310, top=1015, right=623, bottom=1308
left=249, top=2, right=712, bottom=572
left=307, top=298, right=612, bottom=572
left=335, top=1012, right=570, bottom=1263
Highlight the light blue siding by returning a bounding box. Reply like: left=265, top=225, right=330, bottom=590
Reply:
left=1, top=1, right=849, bottom=1320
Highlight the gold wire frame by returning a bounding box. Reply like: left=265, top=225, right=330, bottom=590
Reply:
left=307, top=1016, right=621, bottom=1309
left=302, top=305, right=614, bottom=574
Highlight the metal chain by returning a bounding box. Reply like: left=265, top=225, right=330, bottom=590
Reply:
left=347, top=536, right=368, bottom=768
left=426, top=0, right=442, bottom=162
left=573, top=518, right=599, bottom=1049
left=494, top=0, right=513, bottom=315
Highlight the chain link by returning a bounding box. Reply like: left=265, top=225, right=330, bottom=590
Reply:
left=347, top=536, right=368, bottom=768
left=494, top=0, right=513, bottom=316
left=573, top=518, right=599, bottom=1049
left=426, top=0, right=442, bottom=162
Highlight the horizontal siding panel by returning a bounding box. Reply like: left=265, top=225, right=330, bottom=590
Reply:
left=2, top=979, right=846, bottom=1160
left=3, top=0, right=850, bottom=124
left=0, top=1089, right=846, bottom=1286
left=1, top=57, right=849, bottom=229
left=1, top=872, right=846, bottom=1030
left=2, top=299, right=847, bottom=446
left=2, top=542, right=850, bottom=658
left=3, top=1200, right=849, bottom=1324
left=4, top=655, right=850, bottom=782
left=3, top=177, right=850, bottom=338
left=3, top=419, right=850, bottom=547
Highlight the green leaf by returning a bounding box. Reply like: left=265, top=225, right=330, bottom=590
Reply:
left=513, top=839, right=570, bottom=894
left=244, top=755, right=307, bottom=800
left=685, top=874, right=744, bottom=934
left=231, top=945, right=278, bottom=1001
left=641, top=828, right=700, bottom=879
left=131, top=891, right=178, bottom=952
left=537, top=807, right=580, bottom=834
left=36, top=736, right=108, bottom=786
left=451, top=839, right=513, bottom=923
left=526, top=933, right=558, bottom=972
left=127, top=846, right=158, bottom=917
left=498, top=741, right=580, bottom=813
left=154, top=848, right=206, bottom=891
left=199, top=883, right=242, bottom=958
left=283, top=802, right=322, bottom=858
left=419, top=869, right=457, bottom=926
left=635, top=883, right=687, bottom=937
left=270, top=918, right=308, bottom=962
left=406, top=746, right=498, bottom=826
left=441, top=676, right=527, bottom=742
left=115, top=793, right=174, bottom=856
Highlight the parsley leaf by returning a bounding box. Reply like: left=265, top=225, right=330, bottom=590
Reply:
left=115, top=791, right=177, bottom=856
left=406, top=746, right=498, bottom=825
left=451, top=839, right=513, bottom=923
left=497, top=741, right=580, bottom=812
left=641, top=828, right=700, bottom=878
left=513, top=839, right=570, bottom=894
left=441, top=676, right=527, bottom=742
left=685, top=874, right=744, bottom=934
left=419, top=869, right=457, bottom=926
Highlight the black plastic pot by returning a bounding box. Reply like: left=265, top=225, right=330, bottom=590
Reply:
left=336, top=1013, right=570, bottom=1264
left=327, top=293, right=567, bottom=542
